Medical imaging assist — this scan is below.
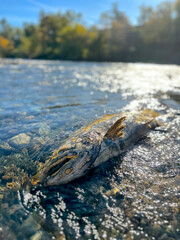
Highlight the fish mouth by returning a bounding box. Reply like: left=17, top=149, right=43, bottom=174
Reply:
left=44, top=152, right=91, bottom=186
left=46, top=156, right=72, bottom=177
left=31, top=154, right=78, bottom=186
left=43, top=154, right=78, bottom=180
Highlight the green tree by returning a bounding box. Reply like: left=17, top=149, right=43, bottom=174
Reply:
left=38, top=11, right=69, bottom=58
left=86, top=27, right=108, bottom=61
left=100, top=2, right=133, bottom=61
left=0, top=18, right=14, bottom=39
left=174, top=0, right=180, bottom=44
left=20, top=24, right=41, bottom=58
left=0, top=1, right=179, bottom=63
left=58, top=24, right=88, bottom=60
left=137, top=2, right=174, bottom=62
left=138, top=5, right=154, bottom=25
left=139, top=2, right=173, bottom=45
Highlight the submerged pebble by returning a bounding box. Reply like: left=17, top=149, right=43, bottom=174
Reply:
left=39, top=123, right=50, bottom=137
left=9, top=133, right=31, bottom=146
left=0, top=142, right=15, bottom=152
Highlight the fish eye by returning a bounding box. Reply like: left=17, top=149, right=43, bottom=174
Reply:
left=65, top=168, right=73, bottom=175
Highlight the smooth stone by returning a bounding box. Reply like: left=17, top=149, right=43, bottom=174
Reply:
left=30, top=231, right=42, bottom=240
left=9, top=133, right=31, bottom=146
left=0, top=142, right=15, bottom=151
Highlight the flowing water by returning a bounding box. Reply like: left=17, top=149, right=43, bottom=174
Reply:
left=0, top=59, right=179, bottom=240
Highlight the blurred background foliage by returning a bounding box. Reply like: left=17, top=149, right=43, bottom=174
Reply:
left=0, top=0, right=180, bottom=64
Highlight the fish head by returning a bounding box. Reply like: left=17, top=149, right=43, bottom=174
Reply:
left=32, top=132, right=101, bottom=186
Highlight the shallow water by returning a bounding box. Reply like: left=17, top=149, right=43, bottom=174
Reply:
left=0, top=59, right=180, bottom=240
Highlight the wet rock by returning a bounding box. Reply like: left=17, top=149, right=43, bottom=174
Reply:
left=132, top=213, right=143, bottom=224
left=58, top=234, right=66, bottom=240
left=21, top=148, right=29, bottom=158
left=0, top=186, right=6, bottom=200
left=0, top=223, right=17, bottom=240
left=30, top=232, right=42, bottom=240
left=159, top=233, right=169, bottom=240
left=33, top=137, right=46, bottom=145
left=151, top=224, right=162, bottom=238
left=115, top=192, right=124, bottom=200
left=9, top=204, right=22, bottom=215
left=9, top=133, right=31, bottom=146
left=105, top=188, right=120, bottom=196
left=21, top=214, right=41, bottom=238
left=0, top=142, right=15, bottom=154
left=39, top=123, right=50, bottom=137
left=0, top=142, right=14, bottom=151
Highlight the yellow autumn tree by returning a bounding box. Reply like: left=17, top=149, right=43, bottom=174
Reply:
left=0, top=35, right=13, bottom=49
left=0, top=35, right=13, bottom=56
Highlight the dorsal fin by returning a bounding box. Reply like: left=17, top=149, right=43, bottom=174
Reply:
left=104, top=116, right=126, bottom=141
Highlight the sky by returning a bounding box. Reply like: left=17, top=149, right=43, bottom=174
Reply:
left=0, top=0, right=175, bottom=27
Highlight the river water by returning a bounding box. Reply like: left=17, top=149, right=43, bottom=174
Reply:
left=0, top=59, right=179, bottom=240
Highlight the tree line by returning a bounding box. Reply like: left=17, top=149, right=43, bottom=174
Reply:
left=0, top=0, right=180, bottom=64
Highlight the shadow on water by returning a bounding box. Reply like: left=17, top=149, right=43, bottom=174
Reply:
left=42, top=103, right=82, bottom=110
left=168, top=91, right=180, bottom=103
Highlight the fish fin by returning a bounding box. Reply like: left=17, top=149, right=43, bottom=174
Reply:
left=104, top=116, right=126, bottom=141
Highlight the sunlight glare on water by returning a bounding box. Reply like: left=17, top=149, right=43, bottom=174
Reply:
left=0, top=59, right=179, bottom=240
